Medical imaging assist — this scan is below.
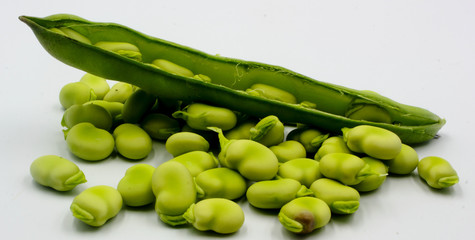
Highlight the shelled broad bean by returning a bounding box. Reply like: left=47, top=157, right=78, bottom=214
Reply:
left=31, top=69, right=458, bottom=236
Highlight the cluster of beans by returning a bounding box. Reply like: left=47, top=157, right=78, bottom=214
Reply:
left=30, top=54, right=459, bottom=234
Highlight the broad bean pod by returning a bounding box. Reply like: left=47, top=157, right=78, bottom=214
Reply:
left=21, top=14, right=445, bottom=144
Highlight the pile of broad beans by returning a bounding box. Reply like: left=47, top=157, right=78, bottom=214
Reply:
left=30, top=71, right=458, bottom=235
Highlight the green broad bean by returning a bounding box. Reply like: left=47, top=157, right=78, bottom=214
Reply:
left=287, top=127, right=329, bottom=153
left=224, top=120, right=257, bottom=140
left=151, top=59, right=194, bottom=77
left=195, top=168, right=247, bottom=200
left=246, top=83, right=297, bottom=104
left=212, top=127, right=279, bottom=181
left=70, top=185, right=123, bottom=227
left=121, top=89, right=157, bottom=123
left=103, top=82, right=135, bottom=103
left=113, top=123, right=152, bottom=160
left=65, top=122, right=114, bottom=161
left=417, top=156, right=459, bottom=189
left=140, top=113, right=181, bottom=141
left=314, top=136, right=351, bottom=161
left=342, top=125, right=402, bottom=160
left=319, top=153, right=375, bottom=185
left=278, top=197, right=331, bottom=234
left=183, top=198, right=244, bottom=234
left=61, top=103, right=112, bottom=131
left=151, top=161, right=196, bottom=226
left=30, top=155, right=86, bottom=191
left=95, top=41, right=142, bottom=61
left=310, top=178, right=360, bottom=214
left=52, top=27, right=92, bottom=44
left=171, top=151, right=218, bottom=177
left=269, top=140, right=307, bottom=163
left=249, top=115, right=285, bottom=147
left=246, top=178, right=313, bottom=209
left=59, top=82, right=96, bottom=109
left=172, top=103, right=237, bottom=131
left=79, top=73, right=110, bottom=99
left=192, top=73, right=212, bottom=83
left=117, top=164, right=155, bottom=207
left=181, top=124, right=219, bottom=146
left=165, top=132, right=210, bottom=157
left=346, top=104, right=392, bottom=123
left=352, top=157, right=388, bottom=192
left=387, top=144, right=419, bottom=175
left=277, top=158, right=322, bottom=188
left=84, top=100, right=123, bottom=121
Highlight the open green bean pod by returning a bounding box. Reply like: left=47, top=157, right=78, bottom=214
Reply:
left=20, top=14, right=445, bottom=144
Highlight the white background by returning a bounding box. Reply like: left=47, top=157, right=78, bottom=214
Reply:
left=1, top=0, right=474, bottom=239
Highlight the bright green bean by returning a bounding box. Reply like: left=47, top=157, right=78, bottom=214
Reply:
left=278, top=197, right=331, bottom=234
left=117, top=164, right=155, bottom=207
left=151, top=161, right=196, bottom=226
left=61, top=103, right=113, bottom=131
left=352, top=157, right=388, bottom=192
left=113, top=123, right=152, bottom=160
left=95, top=41, right=142, bottom=61
left=65, top=122, right=114, bottom=161
left=121, top=89, right=156, bottom=123
left=319, top=153, right=375, bottom=185
left=195, top=168, right=247, bottom=200
left=171, top=151, right=218, bottom=177
left=246, top=178, right=313, bottom=209
left=314, top=136, right=351, bottom=161
left=140, top=113, right=181, bottom=140
left=287, top=127, right=329, bottom=153
left=103, top=82, right=134, bottom=103
left=224, top=120, right=257, bottom=140
left=70, top=185, right=123, bottom=227
left=212, top=127, right=279, bottom=181
left=183, top=198, right=244, bottom=234
left=151, top=59, right=194, bottom=77
left=310, top=178, right=360, bottom=214
left=387, top=144, right=419, bottom=175
left=269, top=140, right=307, bottom=163
left=79, top=73, right=110, bottom=100
left=30, top=155, right=86, bottom=191
left=417, top=156, right=459, bottom=189
left=172, top=103, right=237, bottom=131
left=165, top=132, right=210, bottom=157
left=277, top=158, right=322, bottom=188
left=342, top=125, right=402, bottom=160
left=249, top=115, right=285, bottom=147
left=59, top=82, right=96, bottom=109
left=246, top=83, right=297, bottom=104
